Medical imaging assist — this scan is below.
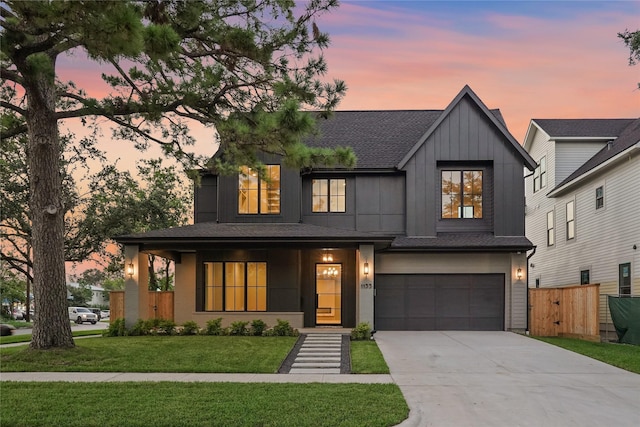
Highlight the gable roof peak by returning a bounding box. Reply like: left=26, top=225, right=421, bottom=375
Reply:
left=397, top=85, right=536, bottom=170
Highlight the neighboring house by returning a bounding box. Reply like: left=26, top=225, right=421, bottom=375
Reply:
left=116, top=85, right=536, bottom=331
left=523, top=118, right=640, bottom=300
left=67, top=282, right=108, bottom=307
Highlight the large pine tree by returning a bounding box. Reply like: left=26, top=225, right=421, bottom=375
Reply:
left=1, top=0, right=351, bottom=349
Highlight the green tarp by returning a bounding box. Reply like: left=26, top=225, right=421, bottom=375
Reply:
left=607, top=296, right=640, bottom=345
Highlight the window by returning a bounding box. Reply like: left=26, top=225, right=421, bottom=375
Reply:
left=566, top=200, right=575, bottom=240
left=580, top=270, right=590, bottom=285
left=533, top=156, right=546, bottom=192
left=547, top=210, right=554, bottom=246
left=204, top=262, right=267, bottom=311
left=312, top=179, right=346, bottom=212
left=596, top=186, right=604, bottom=210
left=441, top=170, right=482, bottom=219
left=238, top=165, right=280, bottom=214
left=619, top=263, right=631, bottom=296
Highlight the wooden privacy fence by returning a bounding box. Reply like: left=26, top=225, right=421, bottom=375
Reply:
left=529, top=284, right=599, bottom=341
left=109, top=291, right=174, bottom=322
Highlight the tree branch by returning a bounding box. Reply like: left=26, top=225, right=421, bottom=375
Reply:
left=0, top=100, right=27, bottom=116
left=1, top=123, right=28, bottom=138
left=0, top=67, right=24, bottom=86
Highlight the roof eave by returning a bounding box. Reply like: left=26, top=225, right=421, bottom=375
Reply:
left=547, top=142, right=640, bottom=197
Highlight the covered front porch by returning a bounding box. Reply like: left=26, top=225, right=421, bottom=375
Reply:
left=115, top=222, right=390, bottom=329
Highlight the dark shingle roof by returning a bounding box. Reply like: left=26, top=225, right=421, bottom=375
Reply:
left=305, top=110, right=443, bottom=169
left=533, top=119, right=635, bottom=138
left=391, top=233, right=533, bottom=251
left=305, top=108, right=506, bottom=169
left=115, top=222, right=392, bottom=244
left=551, top=118, right=640, bottom=192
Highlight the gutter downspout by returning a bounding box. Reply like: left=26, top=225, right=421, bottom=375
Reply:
left=526, top=246, right=537, bottom=334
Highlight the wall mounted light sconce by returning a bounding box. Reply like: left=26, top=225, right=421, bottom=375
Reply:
left=127, top=263, right=134, bottom=277
left=322, top=251, right=333, bottom=263
left=516, top=268, right=523, bottom=280
left=363, top=261, right=370, bottom=278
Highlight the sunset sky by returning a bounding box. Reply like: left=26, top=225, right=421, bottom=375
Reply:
left=56, top=0, right=638, bottom=276
left=57, top=0, right=640, bottom=167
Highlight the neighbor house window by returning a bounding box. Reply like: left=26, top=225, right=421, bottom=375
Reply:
left=533, top=156, right=547, bottom=192
left=204, top=262, right=267, bottom=311
left=595, top=186, right=604, bottom=210
left=238, top=165, right=280, bottom=214
left=580, top=270, right=590, bottom=285
left=547, top=210, right=555, bottom=246
left=441, top=170, right=483, bottom=219
left=566, top=200, right=575, bottom=240
left=312, top=179, right=346, bottom=212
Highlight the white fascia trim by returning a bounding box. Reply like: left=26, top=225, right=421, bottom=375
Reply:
left=547, top=142, right=640, bottom=197
left=553, top=137, right=617, bottom=141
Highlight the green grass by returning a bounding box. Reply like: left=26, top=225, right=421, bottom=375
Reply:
left=0, top=382, right=408, bottom=427
left=1, top=336, right=296, bottom=373
left=0, top=329, right=102, bottom=345
left=536, top=337, right=640, bottom=374
left=350, top=340, right=390, bottom=374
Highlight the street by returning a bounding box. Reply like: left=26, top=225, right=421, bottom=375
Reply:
left=11, top=321, right=110, bottom=336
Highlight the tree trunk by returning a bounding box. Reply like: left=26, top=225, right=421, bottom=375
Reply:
left=24, top=58, right=74, bottom=349
left=148, top=254, right=158, bottom=291
left=163, top=259, right=171, bottom=291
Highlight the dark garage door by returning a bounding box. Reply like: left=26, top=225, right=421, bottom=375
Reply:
left=375, top=274, right=504, bottom=330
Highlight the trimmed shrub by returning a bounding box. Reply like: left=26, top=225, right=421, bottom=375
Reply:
left=351, top=322, right=372, bottom=340
left=229, top=320, right=249, bottom=336
left=203, top=318, right=224, bottom=336
left=269, top=319, right=299, bottom=337
left=250, top=319, right=267, bottom=336
left=180, top=320, right=200, bottom=335
left=103, top=318, right=127, bottom=337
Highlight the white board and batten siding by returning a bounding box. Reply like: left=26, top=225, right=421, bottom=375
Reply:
left=525, top=129, right=640, bottom=296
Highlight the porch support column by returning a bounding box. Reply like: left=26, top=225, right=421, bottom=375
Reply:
left=358, top=244, right=375, bottom=327
left=510, top=252, right=528, bottom=331
left=124, top=245, right=149, bottom=328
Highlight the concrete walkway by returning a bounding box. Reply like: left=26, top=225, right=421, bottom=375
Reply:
left=374, top=331, right=640, bottom=427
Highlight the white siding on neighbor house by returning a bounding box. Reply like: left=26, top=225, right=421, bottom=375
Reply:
left=526, top=145, right=639, bottom=295
left=555, top=141, right=607, bottom=186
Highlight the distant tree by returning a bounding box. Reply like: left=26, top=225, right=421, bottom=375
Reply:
left=66, top=283, right=92, bottom=307
left=618, top=29, right=640, bottom=88
left=1, top=0, right=348, bottom=349
left=0, top=270, right=25, bottom=317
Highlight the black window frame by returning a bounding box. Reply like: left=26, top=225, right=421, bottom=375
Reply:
left=312, top=178, right=346, bottom=213
left=238, top=165, right=281, bottom=215
left=595, top=186, right=604, bottom=210
left=580, top=269, right=590, bottom=285
left=203, top=261, right=267, bottom=312
left=440, top=169, right=483, bottom=219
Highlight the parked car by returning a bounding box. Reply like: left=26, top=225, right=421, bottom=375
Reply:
left=11, top=309, right=24, bottom=320
left=1, top=324, right=15, bottom=336
left=68, top=307, right=98, bottom=324
left=100, top=310, right=110, bottom=319
left=88, top=308, right=102, bottom=321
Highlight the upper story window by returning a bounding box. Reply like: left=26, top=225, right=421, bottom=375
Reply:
left=312, top=179, right=346, bottom=212
left=238, top=165, right=280, bottom=214
left=547, top=210, right=555, bottom=246
left=595, top=186, right=604, bottom=210
left=204, top=262, right=267, bottom=311
left=441, top=170, right=482, bottom=219
left=533, top=156, right=546, bottom=193
left=566, top=200, right=575, bottom=240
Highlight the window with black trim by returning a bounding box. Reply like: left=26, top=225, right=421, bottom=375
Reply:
left=596, top=186, right=604, bottom=210
left=204, top=262, right=266, bottom=311
left=566, top=200, right=575, bottom=240
left=547, top=210, right=555, bottom=246
left=533, top=156, right=546, bottom=192
left=441, top=170, right=483, bottom=219
left=580, top=270, right=590, bottom=285
left=238, top=165, right=280, bottom=214
left=312, top=179, right=346, bottom=212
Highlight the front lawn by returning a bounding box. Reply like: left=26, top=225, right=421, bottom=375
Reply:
left=536, top=337, right=640, bottom=374
left=0, top=382, right=408, bottom=427
left=1, top=336, right=296, bottom=373
left=350, top=340, right=389, bottom=374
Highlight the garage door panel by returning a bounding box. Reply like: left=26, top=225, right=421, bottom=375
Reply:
left=375, top=273, right=504, bottom=331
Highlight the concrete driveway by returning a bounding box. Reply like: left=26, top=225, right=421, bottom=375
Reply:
left=374, top=331, right=640, bottom=427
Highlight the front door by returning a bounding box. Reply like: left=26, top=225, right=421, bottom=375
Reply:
left=316, top=264, right=342, bottom=325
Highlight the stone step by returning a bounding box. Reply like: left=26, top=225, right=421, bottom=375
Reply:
left=292, top=362, right=341, bottom=368
left=289, top=368, right=341, bottom=374
left=301, top=343, right=341, bottom=347
left=295, top=356, right=341, bottom=362
left=297, top=352, right=341, bottom=357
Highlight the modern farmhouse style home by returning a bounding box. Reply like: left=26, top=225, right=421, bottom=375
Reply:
left=116, top=86, right=536, bottom=331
